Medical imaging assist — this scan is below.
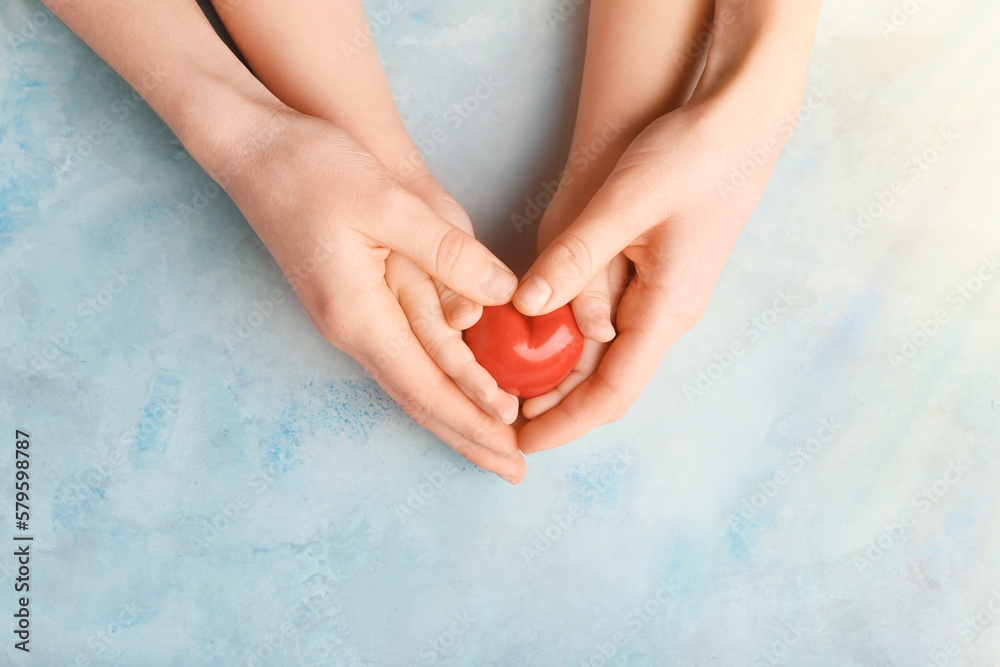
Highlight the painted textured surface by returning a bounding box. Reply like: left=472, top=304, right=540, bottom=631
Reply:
left=1, top=0, right=999, bottom=665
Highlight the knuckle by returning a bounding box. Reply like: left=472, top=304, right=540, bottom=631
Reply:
left=368, top=185, right=418, bottom=234
left=670, top=298, right=709, bottom=330
left=434, top=227, right=471, bottom=277
left=408, top=408, right=432, bottom=429
left=409, top=302, right=442, bottom=339
left=451, top=442, right=476, bottom=462
left=469, top=419, right=500, bottom=449
left=322, top=318, right=355, bottom=346
left=578, top=288, right=612, bottom=313
left=457, top=353, right=482, bottom=378
left=421, top=332, right=451, bottom=363
left=437, top=286, right=466, bottom=312
left=436, top=284, right=461, bottom=309
left=398, top=374, right=450, bottom=430
left=470, top=425, right=491, bottom=448
left=312, top=296, right=356, bottom=344
left=456, top=359, right=487, bottom=391
left=399, top=394, right=432, bottom=427
left=549, top=232, right=594, bottom=282
left=426, top=296, right=447, bottom=321
left=608, top=403, right=629, bottom=424
left=435, top=280, right=455, bottom=300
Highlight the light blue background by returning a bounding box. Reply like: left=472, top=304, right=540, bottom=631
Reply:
left=2, top=0, right=999, bottom=665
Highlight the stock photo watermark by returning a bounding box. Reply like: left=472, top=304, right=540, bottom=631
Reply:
left=956, top=589, right=1000, bottom=647
left=750, top=619, right=828, bottom=667
left=914, top=587, right=1000, bottom=667
left=683, top=288, right=801, bottom=404
left=852, top=459, right=969, bottom=577
left=67, top=600, right=143, bottom=664
left=415, top=610, right=473, bottom=665
left=56, top=65, right=169, bottom=177
left=727, top=417, right=844, bottom=531
left=180, top=455, right=299, bottom=554
left=887, top=254, right=997, bottom=370
left=55, top=391, right=179, bottom=520
left=580, top=580, right=680, bottom=667
left=877, top=0, right=934, bottom=36
left=545, top=0, right=586, bottom=30
left=844, top=121, right=959, bottom=243
left=177, top=170, right=232, bottom=221
left=394, top=460, right=461, bottom=522
left=339, top=0, right=414, bottom=62
left=244, top=585, right=348, bottom=666
left=4, top=0, right=72, bottom=48
left=511, top=116, right=628, bottom=234
left=11, top=430, right=33, bottom=654
left=716, top=80, right=833, bottom=201
left=16, top=268, right=133, bottom=379
left=520, top=449, right=633, bottom=564
left=396, top=72, right=502, bottom=181
left=222, top=287, right=289, bottom=351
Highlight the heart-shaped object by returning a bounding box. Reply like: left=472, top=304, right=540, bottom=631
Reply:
left=464, top=303, right=584, bottom=399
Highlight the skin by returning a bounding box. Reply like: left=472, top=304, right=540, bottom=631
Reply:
left=514, top=0, right=824, bottom=453
left=205, top=0, right=521, bottom=438
left=44, top=0, right=525, bottom=483
left=44, top=0, right=822, bottom=473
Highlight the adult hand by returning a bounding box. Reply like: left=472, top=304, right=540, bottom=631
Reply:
left=513, top=94, right=803, bottom=454
left=383, top=171, right=520, bottom=427
left=205, top=0, right=522, bottom=472
left=224, top=105, right=525, bottom=482
left=511, top=0, right=822, bottom=454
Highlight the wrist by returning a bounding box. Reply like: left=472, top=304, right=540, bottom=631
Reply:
left=173, top=68, right=287, bottom=181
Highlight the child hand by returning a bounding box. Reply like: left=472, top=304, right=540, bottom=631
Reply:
left=384, top=173, right=519, bottom=426
left=224, top=105, right=525, bottom=482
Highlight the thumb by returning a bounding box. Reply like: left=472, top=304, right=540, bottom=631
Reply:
left=513, top=186, right=638, bottom=316
left=372, top=192, right=518, bottom=306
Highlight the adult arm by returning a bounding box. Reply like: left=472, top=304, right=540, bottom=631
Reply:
left=516, top=0, right=824, bottom=452
left=43, top=0, right=525, bottom=482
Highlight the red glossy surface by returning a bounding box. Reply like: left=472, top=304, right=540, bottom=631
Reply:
left=464, top=303, right=584, bottom=398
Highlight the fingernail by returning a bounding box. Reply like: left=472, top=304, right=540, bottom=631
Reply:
left=480, top=263, right=517, bottom=302
left=516, top=275, right=552, bottom=314
left=502, top=475, right=519, bottom=485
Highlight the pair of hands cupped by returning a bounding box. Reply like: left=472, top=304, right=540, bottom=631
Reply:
left=224, top=98, right=775, bottom=484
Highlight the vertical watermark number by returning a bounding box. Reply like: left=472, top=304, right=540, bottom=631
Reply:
left=13, top=430, right=33, bottom=653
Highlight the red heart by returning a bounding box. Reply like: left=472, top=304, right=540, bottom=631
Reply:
left=464, top=303, right=584, bottom=398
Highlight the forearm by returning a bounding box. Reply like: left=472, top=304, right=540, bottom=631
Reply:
left=563, top=0, right=714, bottom=194
left=42, top=0, right=281, bottom=177
left=691, top=0, right=824, bottom=115
left=209, top=0, right=419, bottom=179
left=546, top=0, right=821, bottom=230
